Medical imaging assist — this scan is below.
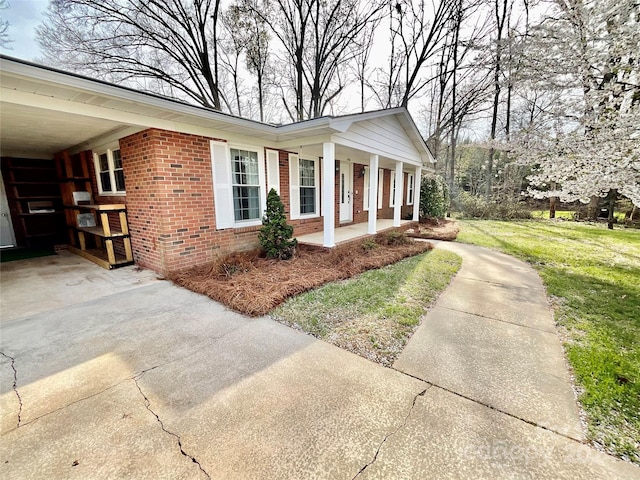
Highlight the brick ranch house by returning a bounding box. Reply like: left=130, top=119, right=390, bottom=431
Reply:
left=0, top=55, right=434, bottom=274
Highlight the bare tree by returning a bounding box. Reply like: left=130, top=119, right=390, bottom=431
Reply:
left=219, top=6, right=250, bottom=116
left=242, top=2, right=271, bottom=122
left=485, top=0, right=509, bottom=198
left=36, top=0, right=225, bottom=110
left=374, top=0, right=457, bottom=109
left=248, top=0, right=383, bottom=120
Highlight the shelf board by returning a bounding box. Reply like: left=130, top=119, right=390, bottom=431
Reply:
left=68, top=246, right=134, bottom=270
left=18, top=212, right=65, bottom=216
left=24, top=232, right=64, bottom=238
left=77, top=226, right=127, bottom=238
left=10, top=181, right=60, bottom=185
left=7, top=166, right=57, bottom=171
left=66, top=203, right=126, bottom=211
left=15, top=196, right=61, bottom=200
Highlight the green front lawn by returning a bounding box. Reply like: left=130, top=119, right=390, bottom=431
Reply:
left=457, top=220, right=640, bottom=464
left=272, top=248, right=461, bottom=366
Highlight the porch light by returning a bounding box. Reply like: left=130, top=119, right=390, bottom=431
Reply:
left=359, top=166, right=366, bottom=178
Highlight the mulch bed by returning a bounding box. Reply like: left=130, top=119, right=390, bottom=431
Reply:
left=169, top=232, right=433, bottom=316
left=405, top=218, right=460, bottom=241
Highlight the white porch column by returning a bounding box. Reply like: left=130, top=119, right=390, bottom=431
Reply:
left=322, top=142, right=336, bottom=247
left=412, top=165, right=422, bottom=222
left=393, top=161, right=404, bottom=227
left=368, top=154, right=379, bottom=234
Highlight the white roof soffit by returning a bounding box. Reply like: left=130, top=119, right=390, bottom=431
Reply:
left=0, top=56, right=276, bottom=140
left=0, top=56, right=433, bottom=161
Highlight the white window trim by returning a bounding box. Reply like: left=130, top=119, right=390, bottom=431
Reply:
left=406, top=173, right=415, bottom=205
left=363, top=167, right=369, bottom=211
left=377, top=168, right=384, bottom=210
left=93, top=148, right=125, bottom=196
left=389, top=171, right=396, bottom=207
left=298, top=157, right=320, bottom=219
left=229, top=144, right=267, bottom=228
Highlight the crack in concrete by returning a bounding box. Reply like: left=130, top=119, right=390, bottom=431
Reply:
left=393, top=368, right=586, bottom=445
left=132, top=373, right=210, bottom=480
left=352, top=387, right=430, bottom=479
left=436, top=305, right=555, bottom=334
left=1, top=329, right=235, bottom=432
left=1, top=351, right=23, bottom=428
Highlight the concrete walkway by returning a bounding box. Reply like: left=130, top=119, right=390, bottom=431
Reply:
left=1, top=248, right=638, bottom=479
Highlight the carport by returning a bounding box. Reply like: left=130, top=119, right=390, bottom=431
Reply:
left=1, top=56, right=146, bottom=254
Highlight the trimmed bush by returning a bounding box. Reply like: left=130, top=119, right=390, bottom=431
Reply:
left=420, top=175, right=450, bottom=218
left=259, top=188, right=298, bottom=260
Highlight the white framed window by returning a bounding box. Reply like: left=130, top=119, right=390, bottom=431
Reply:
left=389, top=171, right=397, bottom=207
left=211, top=141, right=266, bottom=229
left=406, top=173, right=415, bottom=205
left=94, top=149, right=125, bottom=195
left=231, top=148, right=262, bottom=222
left=377, top=168, right=384, bottom=209
left=289, top=154, right=320, bottom=220
left=299, top=159, right=317, bottom=215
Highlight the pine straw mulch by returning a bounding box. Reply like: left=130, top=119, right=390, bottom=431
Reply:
left=169, top=232, right=433, bottom=316
left=405, top=218, right=460, bottom=241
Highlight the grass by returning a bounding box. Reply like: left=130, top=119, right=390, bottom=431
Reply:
left=531, top=210, right=576, bottom=219
left=457, top=219, right=640, bottom=464
left=531, top=210, right=626, bottom=221
left=272, top=248, right=461, bottom=366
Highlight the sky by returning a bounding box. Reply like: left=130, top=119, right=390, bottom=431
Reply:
left=1, top=0, right=49, bottom=61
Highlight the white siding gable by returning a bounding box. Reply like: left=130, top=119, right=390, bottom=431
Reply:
left=331, top=116, right=423, bottom=165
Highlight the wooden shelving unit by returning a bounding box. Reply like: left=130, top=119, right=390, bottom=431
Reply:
left=0, top=157, right=66, bottom=247
left=56, top=150, right=133, bottom=270
left=67, top=204, right=133, bottom=269
left=55, top=151, right=94, bottom=248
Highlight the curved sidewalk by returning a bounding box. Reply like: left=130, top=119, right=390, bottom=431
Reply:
left=395, top=241, right=584, bottom=440
left=355, top=241, right=640, bottom=479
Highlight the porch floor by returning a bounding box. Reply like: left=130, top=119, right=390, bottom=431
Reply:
left=296, top=219, right=413, bottom=247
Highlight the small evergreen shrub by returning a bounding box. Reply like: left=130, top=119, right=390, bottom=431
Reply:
left=376, top=230, right=410, bottom=246
left=361, top=238, right=378, bottom=251
left=420, top=175, right=450, bottom=218
left=259, top=188, right=298, bottom=260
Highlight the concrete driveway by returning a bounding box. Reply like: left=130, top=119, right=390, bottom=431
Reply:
left=1, top=249, right=638, bottom=479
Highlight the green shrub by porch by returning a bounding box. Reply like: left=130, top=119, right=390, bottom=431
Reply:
left=259, top=188, right=298, bottom=260
left=420, top=175, right=450, bottom=219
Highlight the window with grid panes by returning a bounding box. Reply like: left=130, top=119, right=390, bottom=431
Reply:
left=231, top=148, right=261, bottom=221
left=95, top=149, right=125, bottom=194
left=299, top=159, right=316, bottom=214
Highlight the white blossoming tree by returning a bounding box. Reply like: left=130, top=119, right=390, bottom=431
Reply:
left=514, top=0, right=640, bottom=211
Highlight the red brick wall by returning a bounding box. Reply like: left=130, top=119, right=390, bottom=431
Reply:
left=119, top=128, right=265, bottom=274
left=277, top=150, right=325, bottom=237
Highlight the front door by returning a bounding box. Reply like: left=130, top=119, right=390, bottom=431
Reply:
left=339, top=161, right=353, bottom=223
left=0, top=171, right=16, bottom=248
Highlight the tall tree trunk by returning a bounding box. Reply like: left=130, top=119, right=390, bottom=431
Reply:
left=449, top=0, right=462, bottom=198
left=258, top=73, right=264, bottom=122
left=587, top=195, right=599, bottom=220
left=486, top=0, right=508, bottom=199
left=607, top=189, right=617, bottom=229
left=549, top=181, right=557, bottom=218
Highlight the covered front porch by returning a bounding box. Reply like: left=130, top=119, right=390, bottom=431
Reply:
left=296, top=219, right=415, bottom=247
left=276, top=110, right=433, bottom=248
